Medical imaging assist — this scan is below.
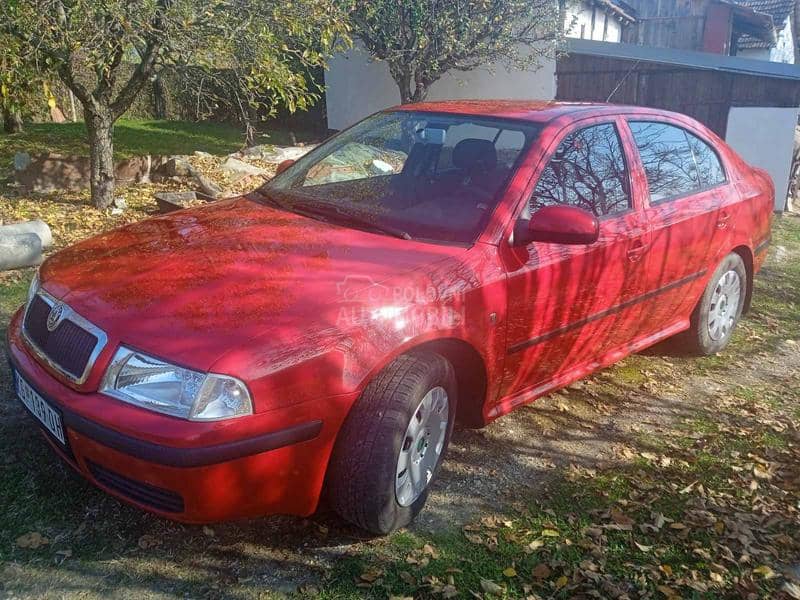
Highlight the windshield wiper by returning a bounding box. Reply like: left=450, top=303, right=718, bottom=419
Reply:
left=293, top=202, right=413, bottom=241
left=253, top=189, right=293, bottom=211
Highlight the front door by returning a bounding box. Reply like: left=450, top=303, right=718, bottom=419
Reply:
left=499, top=118, right=651, bottom=401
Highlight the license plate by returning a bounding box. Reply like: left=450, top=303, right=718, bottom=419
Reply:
left=14, top=370, right=67, bottom=445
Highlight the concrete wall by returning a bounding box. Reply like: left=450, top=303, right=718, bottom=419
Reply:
left=726, top=106, right=800, bottom=211
left=324, top=44, right=556, bottom=130
left=565, top=3, right=623, bottom=42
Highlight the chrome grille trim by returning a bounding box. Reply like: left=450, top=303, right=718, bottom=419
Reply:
left=21, top=290, right=108, bottom=385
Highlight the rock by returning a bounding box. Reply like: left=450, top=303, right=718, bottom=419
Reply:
left=0, top=233, right=43, bottom=271
left=112, top=197, right=127, bottom=210
left=162, top=156, right=193, bottom=178
left=154, top=191, right=215, bottom=213
left=0, top=220, right=53, bottom=248
left=221, top=157, right=268, bottom=177
left=187, top=165, right=224, bottom=199
left=241, top=145, right=275, bottom=158
left=116, top=155, right=169, bottom=184
left=193, top=151, right=213, bottom=158
left=15, top=153, right=169, bottom=192
left=14, top=152, right=31, bottom=171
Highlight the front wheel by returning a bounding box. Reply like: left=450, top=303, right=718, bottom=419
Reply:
left=327, top=352, right=457, bottom=534
left=683, top=253, right=747, bottom=355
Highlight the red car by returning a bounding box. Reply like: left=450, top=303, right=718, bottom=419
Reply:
left=8, top=101, right=773, bottom=534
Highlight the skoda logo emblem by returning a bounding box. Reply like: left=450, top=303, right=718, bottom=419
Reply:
left=46, top=303, right=66, bottom=332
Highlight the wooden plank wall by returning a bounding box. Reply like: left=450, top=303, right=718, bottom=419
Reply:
left=556, top=54, right=800, bottom=137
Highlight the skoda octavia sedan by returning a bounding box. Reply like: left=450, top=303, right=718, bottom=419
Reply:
left=8, top=101, right=773, bottom=534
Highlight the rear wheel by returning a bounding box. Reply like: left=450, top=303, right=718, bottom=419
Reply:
left=327, top=352, right=456, bottom=534
left=683, top=253, right=747, bottom=355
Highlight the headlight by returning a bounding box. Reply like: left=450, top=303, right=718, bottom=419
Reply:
left=100, top=346, right=253, bottom=421
left=26, top=269, right=40, bottom=307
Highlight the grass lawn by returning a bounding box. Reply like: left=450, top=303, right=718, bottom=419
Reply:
left=0, top=214, right=797, bottom=598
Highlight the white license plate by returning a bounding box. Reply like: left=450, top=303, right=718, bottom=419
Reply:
left=14, top=370, right=66, bottom=445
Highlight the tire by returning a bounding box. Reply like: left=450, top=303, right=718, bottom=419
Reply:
left=683, top=253, right=748, bottom=355
left=327, top=351, right=457, bottom=534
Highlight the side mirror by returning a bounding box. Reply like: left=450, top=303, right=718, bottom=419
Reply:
left=275, top=159, right=295, bottom=175
left=514, top=205, right=599, bottom=246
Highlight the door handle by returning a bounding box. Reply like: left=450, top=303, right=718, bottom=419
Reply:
left=717, top=211, right=731, bottom=229
left=626, top=240, right=649, bottom=262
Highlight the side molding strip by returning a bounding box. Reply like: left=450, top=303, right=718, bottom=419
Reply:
left=508, top=270, right=706, bottom=354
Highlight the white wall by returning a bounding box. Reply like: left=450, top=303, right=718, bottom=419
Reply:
left=565, top=3, right=623, bottom=42
left=726, top=106, right=800, bottom=211
left=737, top=18, right=796, bottom=64
left=324, top=44, right=556, bottom=130
left=771, top=18, right=796, bottom=64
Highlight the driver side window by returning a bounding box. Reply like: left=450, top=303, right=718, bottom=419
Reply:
left=531, top=123, right=631, bottom=217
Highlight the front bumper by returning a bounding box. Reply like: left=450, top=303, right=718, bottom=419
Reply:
left=7, top=310, right=356, bottom=523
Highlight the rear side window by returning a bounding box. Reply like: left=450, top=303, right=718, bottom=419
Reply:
left=685, top=131, right=726, bottom=187
left=629, top=121, right=725, bottom=203
left=531, top=123, right=631, bottom=217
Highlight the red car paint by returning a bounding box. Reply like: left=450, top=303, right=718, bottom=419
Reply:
left=8, top=101, right=773, bottom=522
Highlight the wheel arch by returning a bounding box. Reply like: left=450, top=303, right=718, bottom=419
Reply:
left=731, top=245, right=754, bottom=314
left=409, top=338, right=489, bottom=428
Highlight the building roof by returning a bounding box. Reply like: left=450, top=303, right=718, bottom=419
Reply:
left=566, top=37, right=800, bottom=80
left=734, top=0, right=794, bottom=48
left=589, top=0, right=636, bottom=23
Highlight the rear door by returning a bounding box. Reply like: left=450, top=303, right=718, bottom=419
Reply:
left=623, top=119, right=731, bottom=331
left=499, top=117, right=651, bottom=399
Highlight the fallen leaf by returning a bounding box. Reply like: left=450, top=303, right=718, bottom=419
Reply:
left=753, top=465, right=772, bottom=480
left=422, top=543, right=440, bottom=559
left=783, top=582, right=800, bottom=600
left=541, top=529, right=559, bottom=537
left=657, top=584, right=680, bottom=599
left=532, top=564, right=551, bottom=579
left=399, top=571, right=416, bottom=585
left=503, top=567, right=517, bottom=577
left=554, top=575, right=568, bottom=589
left=137, top=535, right=161, bottom=550
left=525, top=539, right=545, bottom=553
left=480, top=578, right=504, bottom=595
left=753, top=565, right=776, bottom=579
left=359, top=568, right=383, bottom=583
left=16, top=532, right=49, bottom=549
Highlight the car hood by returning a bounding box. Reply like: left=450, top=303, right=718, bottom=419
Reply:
left=40, top=196, right=463, bottom=371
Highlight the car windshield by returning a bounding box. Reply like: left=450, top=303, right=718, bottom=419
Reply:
left=260, top=111, right=541, bottom=244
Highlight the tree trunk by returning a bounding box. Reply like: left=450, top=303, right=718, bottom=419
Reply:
left=152, top=74, right=168, bottom=119
left=411, top=82, right=429, bottom=103
left=2, top=108, right=23, bottom=133
left=86, top=111, right=116, bottom=209
left=395, top=67, right=414, bottom=104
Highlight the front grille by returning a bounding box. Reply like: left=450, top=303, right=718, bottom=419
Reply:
left=23, top=294, right=101, bottom=382
left=87, top=461, right=185, bottom=513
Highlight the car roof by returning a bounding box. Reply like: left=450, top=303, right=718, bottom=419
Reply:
left=388, top=100, right=678, bottom=125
